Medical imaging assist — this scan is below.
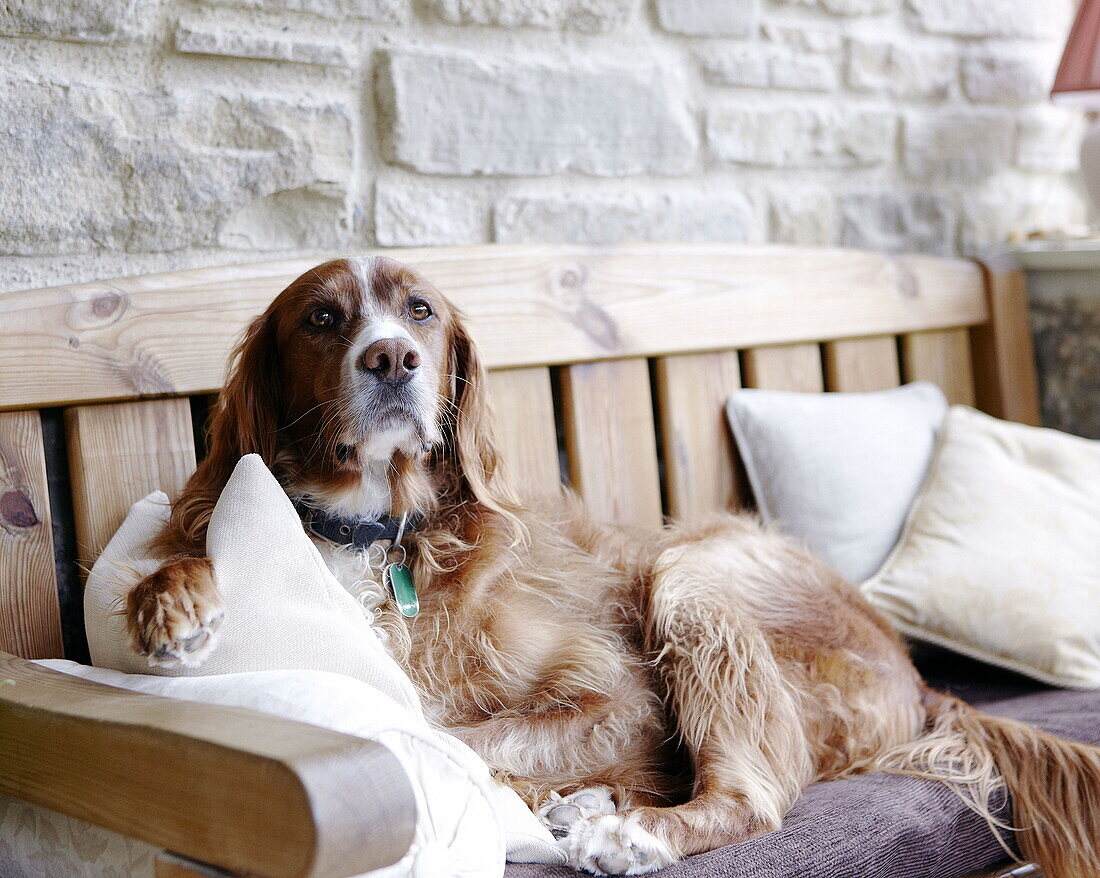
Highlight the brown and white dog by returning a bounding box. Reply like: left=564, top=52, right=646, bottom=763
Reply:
left=126, top=257, right=1100, bottom=877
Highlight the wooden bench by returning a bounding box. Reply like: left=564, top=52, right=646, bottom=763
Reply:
left=0, top=243, right=1040, bottom=877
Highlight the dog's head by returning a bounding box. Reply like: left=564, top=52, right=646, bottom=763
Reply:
left=207, top=256, right=504, bottom=520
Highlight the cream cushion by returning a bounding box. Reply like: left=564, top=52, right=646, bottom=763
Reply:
left=82, top=454, right=565, bottom=872
left=725, top=382, right=947, bottom=582
left=862, top=407, right=1100, bottom=689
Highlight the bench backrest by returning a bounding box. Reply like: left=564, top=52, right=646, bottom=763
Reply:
left=0, top=243, right=1038, bottom=660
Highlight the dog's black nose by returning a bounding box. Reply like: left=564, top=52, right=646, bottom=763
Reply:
left=359, top=338, right=420, bottom=382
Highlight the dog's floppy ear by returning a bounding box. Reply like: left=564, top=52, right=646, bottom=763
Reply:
left=440, top=313, right=523, bottom=539
left=211, top=310, right=281, bottom=465
left=153, top=309, right=281, bottom=556
left=445, top=314, right=499, bottom=502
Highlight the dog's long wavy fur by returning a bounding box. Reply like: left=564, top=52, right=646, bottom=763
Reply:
left=126, top=257, right=1100, bottom=877
left=879, top=693, right=1100, bottom=876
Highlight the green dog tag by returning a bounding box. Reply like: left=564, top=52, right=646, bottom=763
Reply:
left=386, top=562, right=419, bottom=618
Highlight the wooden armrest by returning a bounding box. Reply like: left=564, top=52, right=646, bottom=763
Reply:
left=0, top=652, right=416, bottom=877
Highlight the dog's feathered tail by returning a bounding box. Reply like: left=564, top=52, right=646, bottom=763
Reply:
left=875, top=690, right=1100, bottom=878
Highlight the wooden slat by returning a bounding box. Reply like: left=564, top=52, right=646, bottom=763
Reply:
left=487, top=367, right=561, bottom=500
left=972, top=259, right=1041, bottom=425
left=655, top=351, right=744, bottom=520
left=823, top=336, right=902, bottom=392
left=0, top=244, right=988, bottom=410
left=901, top=328, right=977, bottom=406
left=65, top=399, right=196, bottom=563
left=0, top=412, right=63, bottom=659
left=560, top=359, right=662, bottom=528
left=742, top=343, right=825, bottom=392
left=0, top=652, right=415, bottom=878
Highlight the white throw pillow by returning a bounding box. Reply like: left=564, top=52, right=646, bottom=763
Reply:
left=725, top=382, right=947, bottom=582
left=85, top=454, right=423, bottom=716
left=861, top=407, right=1100, bottom=689
left=82, top=454, right=565, bottom=870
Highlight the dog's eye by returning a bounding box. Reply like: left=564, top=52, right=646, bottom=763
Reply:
left=308, top=308, right=335, bottom=328
left=409, top=300, right=432, bottom=322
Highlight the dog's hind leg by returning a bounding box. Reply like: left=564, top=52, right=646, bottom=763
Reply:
left=562, top=538, right=816, bottom=875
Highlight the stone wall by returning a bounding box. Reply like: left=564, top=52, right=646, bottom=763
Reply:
left=0, top=0, right=1089, bottom=293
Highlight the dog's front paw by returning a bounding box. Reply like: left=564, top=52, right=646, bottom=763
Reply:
left=562, top=813, right=678, bottom=876
left=125, top=557, right=224, bottom=669
left=538, top=786, right=617, bottom=836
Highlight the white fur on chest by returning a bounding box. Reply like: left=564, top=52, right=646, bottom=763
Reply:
left=312, top=536, right=390, bottom=625
left=310, top=535, right=433, bottom=720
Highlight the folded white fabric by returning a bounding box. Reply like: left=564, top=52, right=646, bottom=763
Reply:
left=84, top=455, right=423, bottom=717
left=81, top=454, right=565, bottom=873
left=725, top=382, right=947, bottom=583
left=34, top=662, right=512, bottom=878
left=862, top=407, right=1100, bottom=688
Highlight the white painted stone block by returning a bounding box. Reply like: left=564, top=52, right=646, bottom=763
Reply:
left=427, top=0, right=636, bottom=32
left=374, top=180, right=486, bottom=246
left=846, top=38, right=956, bottom=99
left=772, top=0, right=892, bottom=14
left=494, top=191, right=758, bottom=243
left=902, top=112, right=1015, bottom=180
left=962, top=54, right=1051, bottom=104
left=820, top=0, right=892, bottom=14
left=377, top=49, right=697, bottom=176
left=700, top=46, right=836, bottom=91
left=219, top=185, right=351, bottom=250
left=0, top=0, right=156, bottom=42
left=655, top=0, right=757, bottom=37
left=174, top=20, right=354, bottom=66
left=840, top=192, right=955, bottom=255
left=907, top=0, right=1073, bottom=39
left=202, top=0, right=404, bottom=20
left=708, top=106, right=895, bottom=168
left=769, top=188, right=835, bottom=245
left=0, top=79, right=353, bottom=256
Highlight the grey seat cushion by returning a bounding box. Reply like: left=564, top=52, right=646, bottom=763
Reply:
left=505, top=651, right=1099, bottom=878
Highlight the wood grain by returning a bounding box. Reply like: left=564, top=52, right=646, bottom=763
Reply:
left=65, top=399, right=196, bottom=564
left=742, top=343, right=826, bottom=392
left=0, top=244, right=988, bottom=410
left=655, top=351, right=744, bottom=521
left=487, top=368, right=562, bottom=501
left=901, top=328, right=977, bottom=406
left=0, top=411, right=63, bottom=660
left=560, top=359, right=663, bottom=528
left=823, top=336, right=902, bottom=392
left=972, top=259, right=1041, bottom=425
left=0, top=651, right=415, bottom=878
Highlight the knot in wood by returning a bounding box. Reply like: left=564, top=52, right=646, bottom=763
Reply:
left=0, top=489, right=38, bottom=528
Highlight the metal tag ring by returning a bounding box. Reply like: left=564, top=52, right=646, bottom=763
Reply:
left=388, top=544, right=407, bottom=567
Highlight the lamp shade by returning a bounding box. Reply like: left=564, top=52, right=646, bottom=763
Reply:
left=1052, top=0, right=1100, bottom=106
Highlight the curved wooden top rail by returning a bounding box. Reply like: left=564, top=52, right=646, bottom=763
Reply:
left=0, top=243, right=987, bottom=410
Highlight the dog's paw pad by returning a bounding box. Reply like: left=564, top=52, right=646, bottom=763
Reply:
left=562, top=813, right=677, bottom=876
left=568, top=787, right=616, bottom=816
left=545, top=804, right=582, bottom=831
left=537, top=786, right=618, bottom=836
